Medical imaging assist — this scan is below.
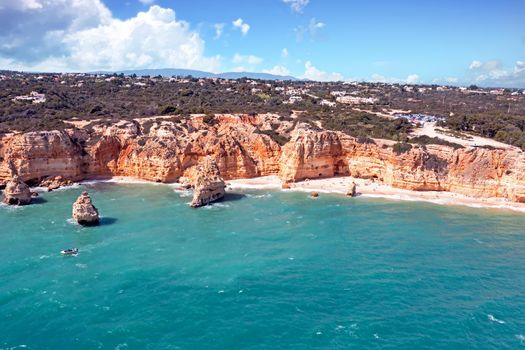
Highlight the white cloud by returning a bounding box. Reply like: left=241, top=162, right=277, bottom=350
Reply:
left=295, top=18, right=325, bottom=41
left=214, top=23, right=225, bottom=39
left=231, top=66, right=249, bottom=72
left=466, top=59, right=525, bottom=87
left=139, top=0, right=154, bottom=5
left=406, top=74, right=419, bottom=84
left=370, top=73, right=420, bottom=84
left=0, top=3, right=221, bottom=72
left=469, top=60, right=482, bottom=70
left=282, top=0, right=309, bottom=13
left=263, top=65, right=290, bottom=76
left=445, top=77, right=459, bottom=84
left=232, top=53, right=263, bottom=65
left=514, top=60, right=525, bottom=74
left=0, top=0, right=111, bottom=64
left=301, top=61, right=343, bottom=81
left=281, top=48, right=289, bottom=58
left=309, top=18, right=325, bottom=32
left=232, top=18, right=250, bottom=35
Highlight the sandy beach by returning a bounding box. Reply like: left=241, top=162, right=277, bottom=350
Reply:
left=228, top=175, right=525, bottom=213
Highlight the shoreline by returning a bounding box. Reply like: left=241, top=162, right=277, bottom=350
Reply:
left=227, top=175, right=525, bottom=213
left=28, top=175, right=525, bottom=214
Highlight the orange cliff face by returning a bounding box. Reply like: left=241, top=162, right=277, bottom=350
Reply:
left=1, top=114, right=525, bottom=202
left=0, top=115, right=283, bottom=185
left=279, top=125, right=525, bottom=202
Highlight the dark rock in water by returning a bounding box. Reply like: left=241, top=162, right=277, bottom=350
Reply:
left=310, top=191, right=319, bottom=198
left=2, top=176, right=32, bottom=205
left=72, top=191, right=100, bottom=226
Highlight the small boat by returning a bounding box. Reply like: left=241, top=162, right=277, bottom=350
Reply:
left=61, top=248, right=79, bottom=256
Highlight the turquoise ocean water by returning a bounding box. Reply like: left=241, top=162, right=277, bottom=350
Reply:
left=1, top=182, right=525, bottom=349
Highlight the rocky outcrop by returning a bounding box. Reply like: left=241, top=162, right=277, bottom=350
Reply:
left=40, top=176, right=74, bottom=191
left=72, top=191, right=100, bottom=226
left=190, top=157, right=226, bottom=208
left=2, top=175, right=32, bottom=205
left=1, top=114, right=525, bottom=203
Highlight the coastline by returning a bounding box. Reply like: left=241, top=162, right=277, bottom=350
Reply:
left=27, top=175, right=525, bottom=213
left=227, top=175, right=525, bottom=213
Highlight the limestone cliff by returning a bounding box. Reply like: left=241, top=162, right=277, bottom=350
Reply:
left=279, top=124, right=525, bottom=202
left=1, top=114, right=525, bottom=203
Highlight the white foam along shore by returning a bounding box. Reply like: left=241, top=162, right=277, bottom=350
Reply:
left=228, top=175, right=525, bottom=213
left=36, top=175, right=525, bottom=213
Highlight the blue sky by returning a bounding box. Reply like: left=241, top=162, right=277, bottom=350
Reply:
left=1, top=0, right=524, bottom=87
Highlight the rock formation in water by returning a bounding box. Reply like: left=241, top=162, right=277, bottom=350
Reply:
left=72, top=191, right=100, bottom=226
left=1, top=114, right=525, bottom=203
left=190, top=157, right=226, bottom=208
left=2, top=175, right=32, bottom=205
left=40, top=176, right=74, bottom=191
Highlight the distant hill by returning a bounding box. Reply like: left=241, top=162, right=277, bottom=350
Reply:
left=90, top=68, right=298, bottom=81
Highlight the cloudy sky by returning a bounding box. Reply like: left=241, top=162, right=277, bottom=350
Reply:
left=0, top=0, right=524, bottom=87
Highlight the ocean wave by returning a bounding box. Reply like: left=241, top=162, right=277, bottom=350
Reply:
left=361, top=193, right=525, bottom=213
left=488, top=314, right=505, bottom=324
left=81, top=177, right=165, bottom=186
left=202, top=203, right=230, bottom=210
left=177, top=190, right=193, bottom=198
left=227, top=181, right=281, bottom=190
left=516, top=334, right=525, bottom=343
left=0, top=203, right=27, bottom=212
left=245, top=193, right=273, bottom=198
left=32, top=183, right=81, bottom=193
left=0, top=345, right=28, bottom=350
left=66, top=218, right=80, bottom=226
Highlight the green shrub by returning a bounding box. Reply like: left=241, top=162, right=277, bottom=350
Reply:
left=392, top=142, right=412, bottom=155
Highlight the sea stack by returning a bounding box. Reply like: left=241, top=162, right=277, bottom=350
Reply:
left=190, top=157, right=226, bottom=208
left=2, top=175, right=32, bottom=205
left=72, top=191, right=100, bottom=226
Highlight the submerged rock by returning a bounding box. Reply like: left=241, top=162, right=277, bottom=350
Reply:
left=2, top=176, right=32, bottom=205
left=72, top=191, right=100, bottom=226
left=310, top=191, right=319, bottom=198
left=190, top=157, right=226, bottom=208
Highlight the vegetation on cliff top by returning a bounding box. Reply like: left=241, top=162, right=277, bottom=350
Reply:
left=1, top=71, right=525, bottom=149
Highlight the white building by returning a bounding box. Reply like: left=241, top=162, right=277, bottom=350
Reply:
left=336, top=96, right=377, bottom=105
left=283, top=96, right=303, bottom=104
left=320, top=99, right=336, bottom=107
left=12, top=91, right=46, bottom=104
